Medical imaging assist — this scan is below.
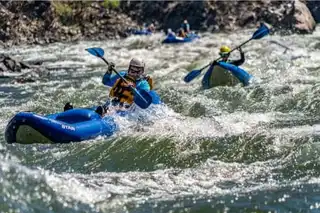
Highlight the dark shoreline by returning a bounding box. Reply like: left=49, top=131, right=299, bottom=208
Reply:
left=0, top=1, right=319, bottom=48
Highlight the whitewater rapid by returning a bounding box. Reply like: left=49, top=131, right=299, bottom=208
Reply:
left=0, top=26, right=320, bottom=212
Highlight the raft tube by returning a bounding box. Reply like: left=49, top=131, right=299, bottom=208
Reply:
left=202, top=62, right=253, bottom=89
left=130, top=29, right=152, bottom=35
left=5, top=91, right=162, bottom=144
left=162, top=33, right=199, bottom=44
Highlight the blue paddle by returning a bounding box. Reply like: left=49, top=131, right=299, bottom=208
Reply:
left=86, top=47, right=153, bottom=109
left=183, top=23, right=270, bottom=83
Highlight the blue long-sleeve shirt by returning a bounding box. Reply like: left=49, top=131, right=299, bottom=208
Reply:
left=181, top=23, right=190, bottom=32
left=102, top=71, right=150, bottom=91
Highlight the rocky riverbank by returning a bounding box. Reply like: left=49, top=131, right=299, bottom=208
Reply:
left=0, top=1, right=138, bottom=47
left=123, top=0, right=318, bottom=34
left=0, top=0, right=319, bottom=47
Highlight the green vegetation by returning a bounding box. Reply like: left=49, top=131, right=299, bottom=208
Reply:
left=52, top=1, right=73, bottom=25
left=51, top=0, right=120, bottom=25
left=101, top=0, right=120, bottom=9
left=52, top=2, right=73, bottom=17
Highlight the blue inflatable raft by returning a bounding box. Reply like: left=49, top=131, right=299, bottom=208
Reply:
left=202, top=62, right=253, bottom=89
left=5, top=91, right=161, bottom=144
left=162, top=33, right=199, bottom=44
left=128, top=29, right=152, bottom=35
left=5, top=108, right=118, bottom=144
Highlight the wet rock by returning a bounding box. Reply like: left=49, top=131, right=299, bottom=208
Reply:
left=0, top=54, right=31, bottom=72
left=0, top=53, right=49, bottom=83
left=4, top=58, right=17, bottom=71
left=0, top=62, right=8, bottom=72
left=14, top=77, right=36, bottom=83
left=293, top=0, right=316, bottom=33
left=12, top=67, right=50, bottom=84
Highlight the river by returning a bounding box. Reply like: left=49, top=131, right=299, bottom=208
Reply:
left=1, top=26, right=320, bottom=212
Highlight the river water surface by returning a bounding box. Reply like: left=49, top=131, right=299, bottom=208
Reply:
left=1, top=27, right=320, bottom=212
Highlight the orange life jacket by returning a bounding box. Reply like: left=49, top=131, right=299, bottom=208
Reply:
left=109, top=75, right=154, bottom=105
left=109, top=75, right=135, bottom=105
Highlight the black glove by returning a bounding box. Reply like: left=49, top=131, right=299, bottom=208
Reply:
left=212, top=60, right=219, bottom=66
left=106, top=62, right=115, bottom=74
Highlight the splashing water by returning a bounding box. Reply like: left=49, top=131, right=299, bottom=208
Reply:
left=1, top=26, right=320, bottom=212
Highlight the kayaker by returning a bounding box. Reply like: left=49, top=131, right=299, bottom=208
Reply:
left=181, top=19, right=190, bottom=34
left=202, top=45, right=246, bottom=88
left=177, top=19, right=191, bottom=38
left=218, top=45, right=245, bottom=66
left=96, top=58, right=154, bottom=116
left=147, top=23, right=155, bottom=33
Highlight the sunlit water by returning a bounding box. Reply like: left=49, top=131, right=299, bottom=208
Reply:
left=1, top=26, right=320, bottom=212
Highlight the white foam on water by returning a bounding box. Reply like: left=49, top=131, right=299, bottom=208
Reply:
left=1, top=26, right=320, bottom=213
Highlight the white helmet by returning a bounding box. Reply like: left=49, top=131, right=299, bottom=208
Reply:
left=129, top=58, right=145, bottom=68
left=128, top=58, right=145, bottom=75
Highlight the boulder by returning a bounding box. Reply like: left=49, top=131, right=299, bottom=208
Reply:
left=0, top=54, right=32, bottom=72
left=0, top=53, right=50, bottom=83
left=293, top=0, right=316, bottom=33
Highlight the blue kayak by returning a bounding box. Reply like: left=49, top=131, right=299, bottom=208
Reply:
left=129, top=29, right=152, bottom=35
left=162, top=33, right=199, bottom=44
left=202, top=62, right=253, bottom=89
left=5, top=91, right=161, bottom=144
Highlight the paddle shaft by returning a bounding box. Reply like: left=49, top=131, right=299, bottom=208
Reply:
left=98, top=55, right=133, bottom=86
left=88, top=48, right=133, bottom=87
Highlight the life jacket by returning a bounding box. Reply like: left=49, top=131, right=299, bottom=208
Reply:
left=109, top=75, right=136, bottom=105
left=178, top=30, right=186, bottom=38
left=109, top=74, right=154, bottom=105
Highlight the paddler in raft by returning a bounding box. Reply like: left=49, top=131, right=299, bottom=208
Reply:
left=177, top=19, right=191, bottom=38
left=218, top=45, right=245, bottom=66
left=95, top=58, right=154, bottom=116
left=202, top=45, right=246, bottom=88
left=146, top=23, right=156, bottom=33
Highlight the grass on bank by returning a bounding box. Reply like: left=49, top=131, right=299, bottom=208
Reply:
left=52, top=0, right=120, bottom=15
left=101, top=0, right=120, bottom=9
left=52, top=0, right=120, bottom=25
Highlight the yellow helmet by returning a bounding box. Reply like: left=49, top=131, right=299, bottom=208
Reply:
left=219, top=45, right=231, bottom=54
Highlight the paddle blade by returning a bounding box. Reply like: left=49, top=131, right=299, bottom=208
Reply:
left=183, top=70, right=202, bottom=83
left=252, top=23, right=270, bottom=40
left=148, top=90, right=162, bottom=104
left=86, top=47, right=105, bottom=57
left=133, top=89, right=153, bottom=109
